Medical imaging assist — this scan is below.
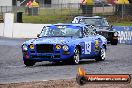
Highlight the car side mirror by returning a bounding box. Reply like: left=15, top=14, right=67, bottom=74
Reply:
left=37, top=34, right=40, bottom=37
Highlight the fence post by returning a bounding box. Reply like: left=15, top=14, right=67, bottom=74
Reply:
left=0, top=6, right=2, bottom=13
left=124, top=4, right=126, bottom=16
left=95, top=5, right=96, bottom=15
left=121, top=4, right=124, bottom=19
left=103, top=3, right=104, bottom=16
left=78, top=3, right=80, bottom=15
left=61, top=3, right=62, bottom=16
left=6, top=6, right=7, bottom=13
left=68, top=3, right=70, bottom=16
left=113, top=5, right=115, bottom=15
left=32, top=7, right=33, bottom=16
left=54, top=6, right=55, bottom=16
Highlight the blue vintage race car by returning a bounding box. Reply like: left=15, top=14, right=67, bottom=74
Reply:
left=22, top=23, right=107, bottom=66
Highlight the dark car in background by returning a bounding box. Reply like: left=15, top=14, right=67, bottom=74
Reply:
left=72, top=16, right=118, bottom=45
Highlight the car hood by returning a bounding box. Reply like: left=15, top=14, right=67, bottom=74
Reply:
left=95, top=26, right=115, bottom=32
left=25, top=37, right=78, bottom=45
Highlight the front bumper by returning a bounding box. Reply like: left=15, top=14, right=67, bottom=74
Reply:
left=107, top=36, right=118, bottom=43
left=22, top=49, right=74, bottom=62
left=29, top=53, right=73, bottom=62
left=98, top=31, right=118, bottom=42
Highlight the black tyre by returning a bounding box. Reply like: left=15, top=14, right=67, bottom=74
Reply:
left=71, top=47, right=80, bottom=65
left=111, top=39, right=118, bottom=45
left=24, top=59, right=36, bottom=66
left=76, top=75, right=86, bottom=85
left=95, top=47, right=106, bottom=61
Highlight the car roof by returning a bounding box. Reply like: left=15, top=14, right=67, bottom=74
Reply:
left=47, top=23, right=86, bottom=27
left=75, top=16, right=103, bottom=19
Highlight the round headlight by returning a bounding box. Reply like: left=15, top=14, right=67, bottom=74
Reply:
left=114, top=32, right=118, bottom=36
left=30, top=44, right=34, bottom=50
left=56, top=44, right=61, bottom=50
left=62, top=45, right=69, bottom=51
left=22, top=44, right=28, bottom=51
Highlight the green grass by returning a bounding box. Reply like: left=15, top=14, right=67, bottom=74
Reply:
left=107, top=16, right=132, bottom=26
left=23, top=15, right=73, bottom=24
left=16, top=8, right=132, bottom=26
left=22, top=8, right=80, bottom=24
left=112, top=22, right=132, bottom=26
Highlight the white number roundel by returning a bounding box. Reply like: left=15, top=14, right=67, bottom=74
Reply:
left=85, top=42, right=91, bottom=54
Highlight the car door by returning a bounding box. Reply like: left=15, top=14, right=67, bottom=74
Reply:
left=82, top=26, right=97, bottom=58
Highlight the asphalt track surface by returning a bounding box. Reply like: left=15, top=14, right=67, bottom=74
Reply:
left=0, top=37, right=132, bottom=84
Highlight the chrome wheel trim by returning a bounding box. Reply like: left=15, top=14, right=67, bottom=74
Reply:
left=74, top=49, right=80, bottom=64
left=101, top=48, right=106, bottom=60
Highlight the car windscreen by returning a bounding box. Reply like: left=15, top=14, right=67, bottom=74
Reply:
left=79, top=18, right=109, bottom=26
left=39, top=25, right=82, bottom=38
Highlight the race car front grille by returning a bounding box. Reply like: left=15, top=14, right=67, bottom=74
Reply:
left=31, top=55, right=60, bottom=59
left=36, top=44, right=54, bottom=53
left=30, top=51, right=35, bottom=53
left=31, top=55, right=53, bottom=59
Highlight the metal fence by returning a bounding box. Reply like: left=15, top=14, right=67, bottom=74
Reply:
left=114, top=4, right=132, bottom=18
left=0, top=3, right=132, bottom=21
left=0, top=4, right=115, bottom=15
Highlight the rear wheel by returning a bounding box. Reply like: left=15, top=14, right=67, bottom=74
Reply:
left=71, top=48, right=80, bottom=65
left=24, top=59, right=36, bottom=66
left=95, top=47, right=106, bottom=61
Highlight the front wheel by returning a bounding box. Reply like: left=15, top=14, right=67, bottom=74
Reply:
left=24, top=59, right=36, bottom=66
left=95, top=48, right=106, bottom=61
left=71, top=48, right=80, bottom=65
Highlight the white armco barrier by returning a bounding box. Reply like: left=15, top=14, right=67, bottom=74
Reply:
left=0, top=23, right=51, bottom=38
left=0, top=23, right=4, bottom=36
left=1, top=22, right=50, bottom=38
left=0, top=13, right=50, bottom=38
left=12, top=23, right=50, bottom=38
left=4, top=13, right=14, bottom=37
